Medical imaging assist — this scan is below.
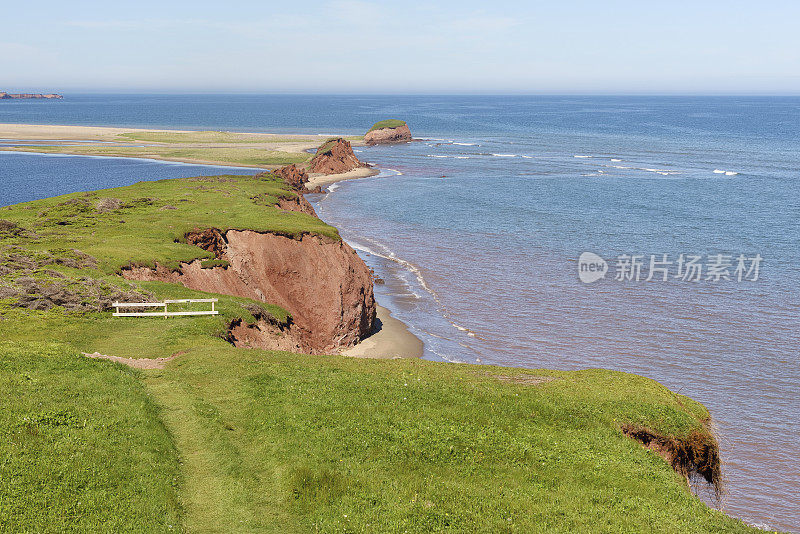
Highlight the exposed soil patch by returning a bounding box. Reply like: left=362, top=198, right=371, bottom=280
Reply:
left=621, top=423, right=722, bottom=494
left=82, top=351, right=178, bottom=369
left=185, top=228, right=227, bottom=258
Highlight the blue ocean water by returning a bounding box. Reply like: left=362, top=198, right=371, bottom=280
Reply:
left=0, top=95, right=798, bottom=531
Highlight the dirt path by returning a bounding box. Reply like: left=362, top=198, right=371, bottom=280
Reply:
left=82, top=351, right=178, bottom=369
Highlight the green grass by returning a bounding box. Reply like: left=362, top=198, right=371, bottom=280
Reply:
left=0, top=341, right=182, bottom=532
left=368, top=119, right=407, bottom=132
left=141, top=348, right=752, bottom=533
left=0, top=145, right=311, bottom=167
left=0, top=171, right=758, bottom=532
left=0, top=173, right=338, bottom=273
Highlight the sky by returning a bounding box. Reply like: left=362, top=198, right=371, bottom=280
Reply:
left=2, top=0, right=800, bottom=94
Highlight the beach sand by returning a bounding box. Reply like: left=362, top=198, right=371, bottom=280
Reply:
left=342, top=306, right=423, bottom=359
left=0, top=123, right=365, bottom=168
left=307, top=166, right=379, bottom=187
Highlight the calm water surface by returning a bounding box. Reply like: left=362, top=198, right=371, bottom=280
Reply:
left=1, top=95, right=797, bottom=531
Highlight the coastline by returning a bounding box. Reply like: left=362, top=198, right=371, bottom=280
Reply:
left=0, top=123, right=365, bottom=169
left=342, top=305, right=424, bottom=359
left=0, top=122, right=420, bottom=360
left=0, top=120, right=759, bottom=532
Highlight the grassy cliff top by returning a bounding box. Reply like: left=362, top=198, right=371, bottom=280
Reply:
left=368, top=119, right=407, bottom=132
left=0, top=173, right=754, bottom=532
left=0, top=173, right=337, bottom=273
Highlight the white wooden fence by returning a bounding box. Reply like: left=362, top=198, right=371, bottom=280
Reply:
left=112, top=298, right=218, bottom=318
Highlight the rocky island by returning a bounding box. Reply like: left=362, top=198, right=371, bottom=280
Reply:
left=364, top=119, right=413, bottom=144
left=0, top=92, right=63, bottom=99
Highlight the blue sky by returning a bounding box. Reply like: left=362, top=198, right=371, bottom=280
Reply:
left=2, top=0, right=799, bottom=94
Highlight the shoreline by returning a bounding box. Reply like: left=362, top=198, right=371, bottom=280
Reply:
left=341, top=305, right=424, bottom=359
left=0, top=122, right=366, bottom=169
left=0, top=122, right=421, bottom=360
left=0, top=120, right=759, bottom=531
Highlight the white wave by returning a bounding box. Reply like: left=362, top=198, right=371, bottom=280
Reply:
left=610, top=158, right=622, bottom=162
left=725, top=171, right=738, bottom=176
left=713, top=169, right=725, bottom=174
left=492, top=153, right=517, bottom=157
left=455, top=156, right=470, bottom=159
left=520, top=155, right=533, bottom=159
left=426, top=154, right=448, bottom=158
left=327, top=183, right=339, bottom=192
left=452, top=142, right=477, bottom=146
left=574, top=155, right=591, bottom=158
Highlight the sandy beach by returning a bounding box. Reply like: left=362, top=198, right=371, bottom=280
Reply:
left=307, top=166, right=380, bottom=187
left=0, top=123, right=365, bottom=169
left=342, top=306, right=423, bottom=359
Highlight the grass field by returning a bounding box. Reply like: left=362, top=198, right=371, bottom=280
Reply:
left=0, top=341, right=182, bottom=532
left=0, top=173, right=758, bottom=532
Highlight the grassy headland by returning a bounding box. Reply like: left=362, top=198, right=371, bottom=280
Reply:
left=0, top=169, right=756, bottom=531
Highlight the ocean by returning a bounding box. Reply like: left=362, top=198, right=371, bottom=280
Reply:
left=0, top=94, right=797, bottom=531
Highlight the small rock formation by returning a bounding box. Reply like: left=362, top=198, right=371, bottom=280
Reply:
left=123, top=230, right=376, bottom=354
left=254, top=164, right=318, bottom=215
left=0, top=92, right=63, bottom=99
left=308, top=138, right=366, bottom=175
left=364, top=119, right=412, bottom=145
left=271, top=164, right=309, bottom=190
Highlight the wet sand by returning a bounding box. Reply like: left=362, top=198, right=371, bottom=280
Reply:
left=307, top=167, right=380, bottom=187
left=342, top=306, right=423, bottom=359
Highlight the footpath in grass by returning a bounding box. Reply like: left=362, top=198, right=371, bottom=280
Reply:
left=140, top=347, right=753, bottom=533
left=0, top=341, right=182, bottom=532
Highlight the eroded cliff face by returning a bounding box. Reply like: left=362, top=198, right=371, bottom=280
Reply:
left=123, top=230, right=376, bottom=354
left=270, top=164, right=309, bottom=191
left=364, top=124, right=412, bottom=145
left=308, top=138, right=366, bottom=175
left=255, top=165, right=319, bottom=216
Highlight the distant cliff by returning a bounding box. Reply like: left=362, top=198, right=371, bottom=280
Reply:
left=0, top=92, right=63, bottom=100
left=364, top=119, right=412, bottom=145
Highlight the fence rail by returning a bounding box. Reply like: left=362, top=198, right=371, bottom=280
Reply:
left=112, top=298, right=218, bottom=318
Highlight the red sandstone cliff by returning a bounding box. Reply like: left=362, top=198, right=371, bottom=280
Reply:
left=123, top=230, right=375, bottom=354
left=364, top=123, right=412, bottom=145
left=308, top=138, right=366, bottom=174
left=270, top=164, right=309, bottom=190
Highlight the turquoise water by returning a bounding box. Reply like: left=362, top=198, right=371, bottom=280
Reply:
left=1, top=95, right=798, bottom=530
